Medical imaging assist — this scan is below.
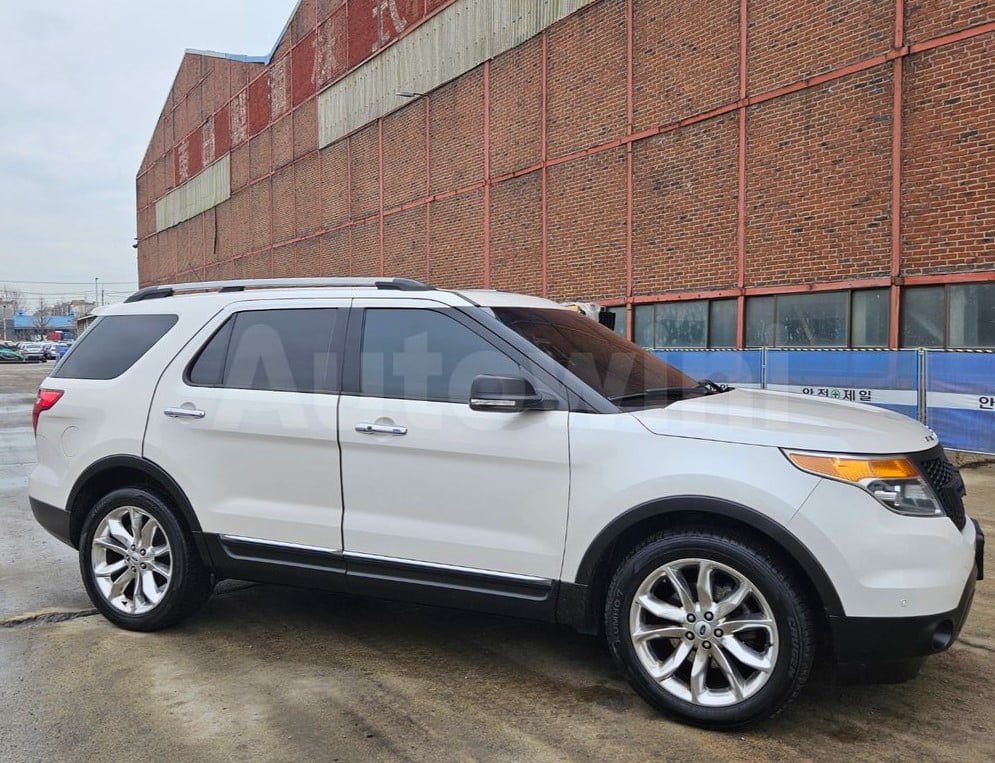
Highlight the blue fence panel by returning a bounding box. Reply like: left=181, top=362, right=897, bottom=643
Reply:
left=652, top=350, right=763, bottom=388
left=764, top=349, right=920, bottom=419
left=925, top=351, right=995, bottom=453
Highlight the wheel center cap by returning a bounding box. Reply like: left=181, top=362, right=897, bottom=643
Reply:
left=130, top=552, right=141, bottom=563
left=697, top=622, right=712, bottom=638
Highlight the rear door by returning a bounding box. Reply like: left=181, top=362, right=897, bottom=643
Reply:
left=144, top=299, right=348, bottom=550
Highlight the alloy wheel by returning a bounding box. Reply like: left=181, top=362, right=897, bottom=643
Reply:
left=628, top=557, right=779, bottom=707
left=90, top=506, right=173, bottom=615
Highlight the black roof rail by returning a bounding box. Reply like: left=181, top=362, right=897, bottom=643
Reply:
left=124, top=277, right=433, bottom=303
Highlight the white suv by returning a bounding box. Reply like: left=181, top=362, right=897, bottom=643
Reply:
left=29, top=277, right=983, bottom=728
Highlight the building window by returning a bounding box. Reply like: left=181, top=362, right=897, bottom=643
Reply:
left=851, top=289, right=890, bottom=347
left=745, top=289, right=889, bottom=348
left=902, top=283, right=995, bottom=348
left=603, top=306, right=627, bottom=337
left=634, top=299, right=737, bottom=348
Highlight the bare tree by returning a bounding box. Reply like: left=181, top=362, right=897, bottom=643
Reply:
left=0, top=285, right=24, bottom=313
left=33, top=298, right=53, bottom=335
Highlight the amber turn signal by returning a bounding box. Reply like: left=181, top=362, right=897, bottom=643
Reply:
left=785, top=453, right=919, bottom=483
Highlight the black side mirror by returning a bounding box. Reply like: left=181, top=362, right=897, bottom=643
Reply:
left=469, top=375, right=558, bottom=412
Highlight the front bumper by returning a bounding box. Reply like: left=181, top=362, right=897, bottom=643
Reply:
left=830, top=518, right=983, bottom=684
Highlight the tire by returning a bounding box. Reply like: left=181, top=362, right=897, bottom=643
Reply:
left=604, top=527, right=815, bottom=729
left=79, top=488, right=213, bottom=631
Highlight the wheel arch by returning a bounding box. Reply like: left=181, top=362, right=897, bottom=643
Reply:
left=558, top=496, right=844, bottom=634
left=66, top=455, right=210, bottom=565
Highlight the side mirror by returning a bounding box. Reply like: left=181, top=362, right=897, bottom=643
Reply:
left=469, top=375, right=558, bottom=412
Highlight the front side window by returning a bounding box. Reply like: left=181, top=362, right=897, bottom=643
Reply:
left=360, top=309, right=519, bottom=403
left=53, top=315, right=177, bottom=380
left=187, top=308, right=341, bottom=393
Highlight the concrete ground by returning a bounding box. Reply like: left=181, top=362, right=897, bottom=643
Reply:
left=1, top=362, right=992, bottom=762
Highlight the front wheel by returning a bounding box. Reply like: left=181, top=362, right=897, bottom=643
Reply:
left=605, top=528, right=816, bottom=729
left=79, top=488, right=213, bottom=631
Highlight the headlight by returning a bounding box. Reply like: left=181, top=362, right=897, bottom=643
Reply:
left=784, top=451, right=944, bottom=517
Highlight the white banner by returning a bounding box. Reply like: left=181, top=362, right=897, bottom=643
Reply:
left=765, top=384, right=918, bottom=407
left=927, top=392, right=995, bottom=412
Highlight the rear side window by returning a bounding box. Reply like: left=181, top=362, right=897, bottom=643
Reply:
left=187, top=308, right=341, bottom=393
left=52, top=315, right=177, bottom=380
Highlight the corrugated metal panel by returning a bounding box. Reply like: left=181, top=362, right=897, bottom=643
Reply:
left=318, top=0, right=596, bottom=148
left=155, top=155, right=231, bottom=232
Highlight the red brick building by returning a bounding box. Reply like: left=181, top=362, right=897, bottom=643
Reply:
left=136, top=0, right=995, bottom=349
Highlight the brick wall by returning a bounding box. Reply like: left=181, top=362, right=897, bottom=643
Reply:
left=137, top=0, right=995, bottom=348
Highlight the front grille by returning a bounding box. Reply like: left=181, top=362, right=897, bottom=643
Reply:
left=913, top=447, right=967, bottom=531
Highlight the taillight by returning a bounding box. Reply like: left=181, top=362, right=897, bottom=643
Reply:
left=32, top=388, right=63, bottom=435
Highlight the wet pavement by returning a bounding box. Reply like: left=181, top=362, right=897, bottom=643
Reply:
left=1, top=362, right=993, bottom=761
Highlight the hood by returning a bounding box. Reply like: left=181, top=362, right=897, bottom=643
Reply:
left=629, top=388, right=936, bottom=454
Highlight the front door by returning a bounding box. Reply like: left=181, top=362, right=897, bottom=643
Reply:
left=338, top=300, right=570, bottom=579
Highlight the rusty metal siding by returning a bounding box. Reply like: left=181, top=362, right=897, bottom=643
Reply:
left=155, top=155, right=231, bottom=232
left=317, top=0, right=595, bottom=148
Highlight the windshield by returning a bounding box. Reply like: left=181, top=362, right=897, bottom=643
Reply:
left=491, top=307, right=711, bottom=406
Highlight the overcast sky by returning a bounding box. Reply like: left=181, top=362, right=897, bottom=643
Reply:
left=0, top=1, right=295, bottom=309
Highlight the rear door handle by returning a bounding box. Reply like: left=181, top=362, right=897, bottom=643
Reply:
left=355, top=422, right=407, bottom=436
left=164, top=407, right=206, bottom=420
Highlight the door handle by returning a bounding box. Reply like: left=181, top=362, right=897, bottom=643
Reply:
left=164, top=407, right=206, bottom=420
left=355, top=422, right=407, bottom=436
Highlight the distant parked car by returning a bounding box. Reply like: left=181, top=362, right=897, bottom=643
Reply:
left=0, top=347, right=28, bottom=363
left=53, top=342, right=71, bottom=360
left=43, top=343, right=59, bottom=360
left=17, top=342, right=46, bottom=361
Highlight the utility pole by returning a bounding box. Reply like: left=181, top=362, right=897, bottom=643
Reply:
left=95, top=277, right=99, bottom=309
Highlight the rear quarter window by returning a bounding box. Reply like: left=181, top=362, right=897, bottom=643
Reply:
left=52, top=315, right=178, bottom=380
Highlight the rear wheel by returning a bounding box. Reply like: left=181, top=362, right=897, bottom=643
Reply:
left=605, top=528, right=815, bottom=729
left=79, top=488, right=213, bottom=631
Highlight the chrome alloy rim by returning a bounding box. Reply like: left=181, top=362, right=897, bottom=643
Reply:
left=629, top=558, right=779, bottom=707
left=91, top=506, right=173, bottom=615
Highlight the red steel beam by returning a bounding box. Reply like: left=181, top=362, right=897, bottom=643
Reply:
left=425, top=96, right=432, bottom=281
left=483, top=60, right=491, bottom=288
left=625, top=0, right=635, bottom=338
left=377, top=118, right=385, bottom=276
left=540, top=31, right=549, bottom=299
left=889, top=0, right=905, bottom=348
left=736, top=0, right=749, bottom=348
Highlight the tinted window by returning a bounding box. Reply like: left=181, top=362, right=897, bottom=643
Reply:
left=188, top=309, right=341, bottom=393
left=53, top=315, right=177, bottom=380
left=493, top=307, right=696, bottom=402
left=361, top=309, right=519, bottom=403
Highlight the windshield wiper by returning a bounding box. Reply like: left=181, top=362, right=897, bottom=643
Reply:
left=608, top=386, right=702, bottom=404
left=608, top=379, right=731, bottom=405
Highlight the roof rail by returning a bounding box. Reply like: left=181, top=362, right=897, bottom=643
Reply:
left=124, top=277, right=432, bottom=303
